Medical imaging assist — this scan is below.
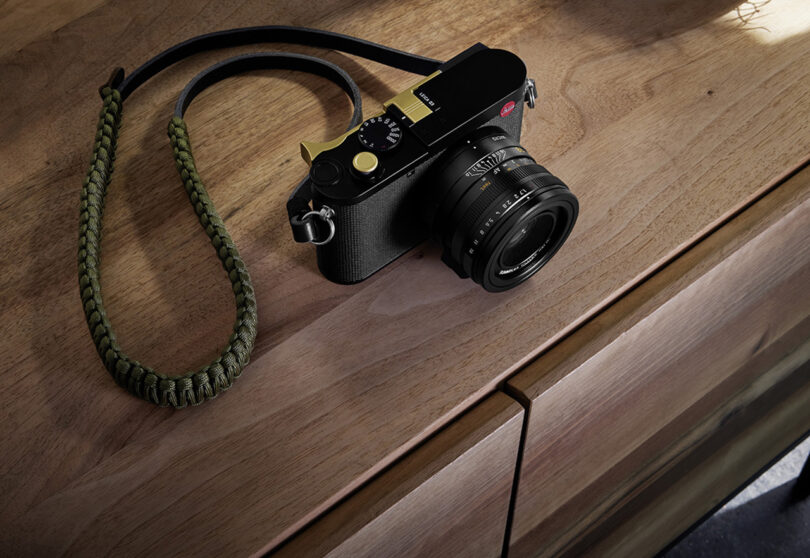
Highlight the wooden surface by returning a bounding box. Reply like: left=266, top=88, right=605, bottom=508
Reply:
left=506, top=166, right=810, bottom=557
left=570, top=350, right=810, bottom=557
left=272, top=393, right=523, bottom=557
left=1, top=0, right=809, bottom=556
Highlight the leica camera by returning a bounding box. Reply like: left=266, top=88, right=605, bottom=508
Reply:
left=299, top=43, right=578, bottom=291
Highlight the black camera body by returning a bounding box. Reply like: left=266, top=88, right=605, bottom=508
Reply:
left=301, top=44, right=577, bottom=291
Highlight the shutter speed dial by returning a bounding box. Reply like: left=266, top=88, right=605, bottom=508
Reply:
left=357, top=116, right=402, bottom=152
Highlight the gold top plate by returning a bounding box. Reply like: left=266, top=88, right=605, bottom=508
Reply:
left=299, top=71, right=441, bottom=166
left=383, top=70, right=441, bottom=123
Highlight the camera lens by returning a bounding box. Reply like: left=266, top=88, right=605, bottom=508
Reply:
left=423, top=126, right=578, bottom=292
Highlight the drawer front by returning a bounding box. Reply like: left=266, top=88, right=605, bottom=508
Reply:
left=271, top=393, right=523, bottom=557
left=506, top=168, right=810, bottom=557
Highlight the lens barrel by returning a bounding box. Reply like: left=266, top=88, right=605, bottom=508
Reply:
left=424, top=127, right=578, bottom=292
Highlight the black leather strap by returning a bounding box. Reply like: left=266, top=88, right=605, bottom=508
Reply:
left=105, top=25, right=443, bottom=244
left=174, top=51, right=366, bottom=243
left=117, top=25, right=442, bottom=101
left=174, top=51, right=364, bottom=120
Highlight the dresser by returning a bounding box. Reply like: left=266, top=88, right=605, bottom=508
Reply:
left=1, top=1, right=808, bottom=556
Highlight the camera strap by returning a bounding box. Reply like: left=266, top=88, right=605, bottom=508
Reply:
left=172, top=51, right=366, bottom=245
left=80, top=26, right=442, bottom=407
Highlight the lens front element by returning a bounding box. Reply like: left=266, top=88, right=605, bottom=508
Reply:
left=499, top=211, right=556, bottom=269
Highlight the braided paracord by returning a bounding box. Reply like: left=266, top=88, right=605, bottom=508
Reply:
left=78, top=87, right=258, bottom=408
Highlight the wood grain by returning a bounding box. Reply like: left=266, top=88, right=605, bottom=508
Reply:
left=271, top=393, right=523, bottom=558
left=0, top=0, right=108, bottom=56
left=567, top=348, right=810, bottom=557
left=1, top=0, right=809, bottom=555
left=506, top=166, right=810, bottom=557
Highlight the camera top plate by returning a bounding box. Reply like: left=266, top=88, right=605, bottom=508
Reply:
left=299, top=45, right=527, bottom=204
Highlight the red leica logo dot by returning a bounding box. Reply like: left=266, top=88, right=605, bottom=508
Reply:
left=500, top=101, right=516, bottom=117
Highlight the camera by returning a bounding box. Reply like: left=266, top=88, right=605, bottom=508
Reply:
left=80, top=27, right=580, bottom=406
left=299, top=43, right=579, bottom=291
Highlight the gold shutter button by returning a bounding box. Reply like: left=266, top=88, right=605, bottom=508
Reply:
left=352, top=151, right=379, bottom=175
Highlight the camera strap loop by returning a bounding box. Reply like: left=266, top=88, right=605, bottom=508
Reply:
left=79, top=26, right=442, bottom=407
left=297, top=206, right=336, bottom=245
left=525, top=78, right=538, bottom=109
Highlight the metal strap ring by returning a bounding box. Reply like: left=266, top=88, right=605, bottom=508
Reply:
left=302, top=206, right=336, bottom=245
left=525, top=78, right=537, bottom=109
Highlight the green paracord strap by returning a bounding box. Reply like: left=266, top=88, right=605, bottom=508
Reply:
left=78, top=26, right=439, bottom=407
left=78, top=87, right=257, bottom=408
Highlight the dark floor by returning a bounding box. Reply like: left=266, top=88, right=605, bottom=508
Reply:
left=663, top=437, right=810, bottom=558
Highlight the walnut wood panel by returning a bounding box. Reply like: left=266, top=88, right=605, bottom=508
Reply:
left=0, top=0, right=108, bottom=56
left=271, top=393, right=522, bottom=558
left=567, top=347, right=810, bottom=558
left=506, top=166, right=810, bottom=557
left=1, top=0, right=809, bottom=556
